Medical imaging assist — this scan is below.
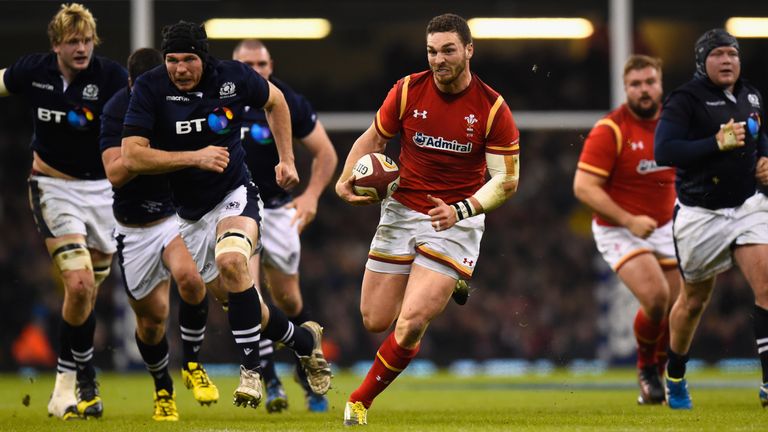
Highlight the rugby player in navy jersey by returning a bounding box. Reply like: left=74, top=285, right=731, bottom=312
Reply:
left=655, top=28, right=768, bottom=410
left=0, top=3, right=126, bottom=420
left=120, top=21, right=332, bottom=409
left=100, top=48, right=220, bottom=421
left=232, top=39, right=337, bottom=414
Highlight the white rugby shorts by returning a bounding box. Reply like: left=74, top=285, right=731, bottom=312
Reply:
left=178, top=185, right=263, bottom=284
left=28, top=175, right=116, bottom=254
left=365, top=197, right=485, bottom=280
left=114, top=217, right=178, bottom=300
left=592, top=219, right=677, bottom=272
left=674, top=193, right=768, bottom=283
left=260, top=206, right=301, bottom=275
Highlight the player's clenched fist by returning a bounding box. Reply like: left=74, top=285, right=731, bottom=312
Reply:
left=195, top=145, right=229, bottom=172
left=275, top=161, right=299, bottom=190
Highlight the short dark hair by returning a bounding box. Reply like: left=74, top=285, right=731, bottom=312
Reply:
left=623, top=55, right=662, bottom=78
left=232, top=39, right=267, bottom=57
left=127, top=48, right=163, bottom=83
left=426, top=13, right=472, bottom=46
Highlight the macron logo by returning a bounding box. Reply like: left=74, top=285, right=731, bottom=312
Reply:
left=166, top=95, right=190, bottom=102
left=32, top=81, right=54, bottom=91
left=243, top=348, right=253, bottom=356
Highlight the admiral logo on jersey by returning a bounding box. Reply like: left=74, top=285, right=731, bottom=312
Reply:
left=636, top=159, right=672, bottom=175
left=413, top=131, right=472, bottom=153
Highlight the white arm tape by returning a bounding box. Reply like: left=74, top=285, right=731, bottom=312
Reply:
left=472, top=153, right=519, bottom=213
left=0, top=69, right=9, bottom=97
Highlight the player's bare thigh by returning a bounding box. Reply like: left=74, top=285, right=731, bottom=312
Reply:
left=360, top=269, right=408, bottom=332
left=394, top=264, right=455, bottom=347
left=616, top=252, right=672, bottom=320
left=733, top=244, right=768, bottom=306
left=162, top=234, right=205, bottom=304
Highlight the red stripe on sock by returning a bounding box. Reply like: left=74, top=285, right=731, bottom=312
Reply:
left=349, top=332, right=419, bottom=408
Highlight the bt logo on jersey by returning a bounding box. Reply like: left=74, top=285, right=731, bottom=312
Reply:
left=175, top=118, right=207, bottom=134
left=37, top=107, right=67, bottom=123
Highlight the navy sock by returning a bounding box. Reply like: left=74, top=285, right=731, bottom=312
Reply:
left=259, top=338, right=279, bottom=383
left=263, top=303, right=313, bottom=356
left=227, top=287, right=262, bottom=371
left=57, top=320, right=76, bottom=373
left=68, top=312, right=96, bottom=381
left=179, top=294, right=208, bottom=364
left=289, top=307, right=312, bottom=326
left=135, top=332, right=173, bottom=393
left=753, top=304, right=768, bottom=384
left=666, top=348, right=689, bottom=379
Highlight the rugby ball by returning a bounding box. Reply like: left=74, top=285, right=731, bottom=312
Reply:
left=352, top=153, right=400, bottom=201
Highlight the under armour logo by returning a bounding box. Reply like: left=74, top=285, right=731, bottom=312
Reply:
left=244, top=348, right=253, bottom=356
left=463, top=258, right=474, bottom=266
left=630, top=141, right=644, bottom=151
left=413, top=110, right=428, bottom=119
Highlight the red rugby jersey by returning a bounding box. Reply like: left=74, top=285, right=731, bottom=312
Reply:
left=374, top=71, right=519, bottom=214
left=577, top=104, right=676, bottom=227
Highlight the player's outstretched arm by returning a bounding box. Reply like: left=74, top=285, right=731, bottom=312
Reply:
left=121, top=135, right=229, bottom=174
left=289, top=120, right=338, bottom=232
left=264, top=81, right=299, bottom=190
left=102, top=147, right=136, bottom=188
left=573, top=169, right=656, bottom=239
left=335, top=122, right=386, bottom=205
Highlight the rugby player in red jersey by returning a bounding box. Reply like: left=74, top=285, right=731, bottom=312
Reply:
left=574, top=55, right=680, bottom=405
left=336, top=13, right=519, bottom=426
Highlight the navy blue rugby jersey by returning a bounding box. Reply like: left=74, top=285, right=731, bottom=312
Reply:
left=4, top=53, right=127, bottom=179
left=124, top=58, right=269, bottom=221
left=100, top=86, right=174, bottom=225
left=241, top=76, right=316, bottom=208
left=655, top=76, right=767, bottom=209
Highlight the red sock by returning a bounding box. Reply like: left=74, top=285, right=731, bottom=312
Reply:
left=349, top=332, right=419, bottom=408
left=634, top=308, right=663, bottom=369
left=655, top=317, right=670, bottom=375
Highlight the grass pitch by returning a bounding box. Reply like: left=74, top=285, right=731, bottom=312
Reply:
left=0, top=368, right=763, bottom=431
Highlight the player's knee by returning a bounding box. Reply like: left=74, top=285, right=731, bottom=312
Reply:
left=175, top=269, right=205, bottom=302
left=60, top=270, right=95, bottom=303
left=215, top=229, right=253, bottom=283
left=137, top=317, right=167, bottom=345
left=361, top=312, right=392, bottom=333
left=215, top=252, right=248, bottom=282
left=274, top=295, right=301, bottom=317
left=682, top=296, right=706, bottom=317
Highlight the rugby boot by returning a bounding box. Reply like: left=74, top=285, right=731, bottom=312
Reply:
left=76, top=376, right=103, bottom=418
left=665, top=375, right=692, bottom=410
left=452, top=279, right=470, bottom=305
left=264, top=378, right=288, bottom=413
left=47, top=371, right=79, bottom=420
left=343, top=401, right=368, bottom=426
left=233, top=365, right=262, bottom=408
left=182, top=362, right=219, bottom=405
left=637, top=365, right=665, bottom=405
left=152, top=389, right=179, bottom=421
left=298, top=321, right=333, bottom=395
